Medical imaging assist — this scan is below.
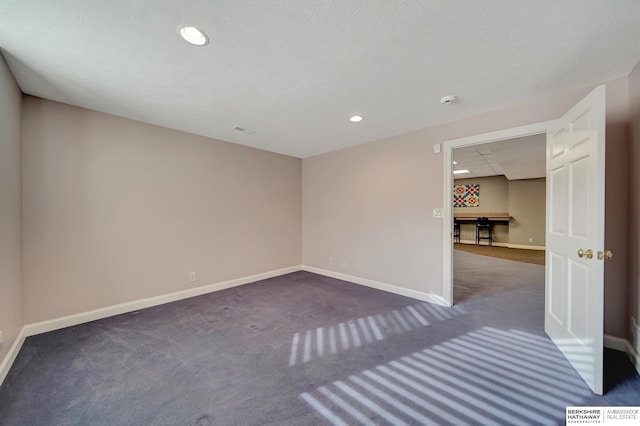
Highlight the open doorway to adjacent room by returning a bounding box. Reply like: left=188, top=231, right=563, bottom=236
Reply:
left=451, top=134, right=546, bottom=304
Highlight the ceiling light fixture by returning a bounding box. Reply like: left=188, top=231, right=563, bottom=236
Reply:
left=453, top=169, right=470, bottom=175
left=350, top=115, right=363, bottom=122
left=178, top=26, right=209, bottom=46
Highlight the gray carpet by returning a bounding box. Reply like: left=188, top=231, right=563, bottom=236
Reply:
left=0, top=252, right=639, bottom=425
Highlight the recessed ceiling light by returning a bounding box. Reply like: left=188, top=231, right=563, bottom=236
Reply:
left=453, top=169, right=470, bottom=175
left=349, top=115, right=363, bottom=122
left=178, top=26, right=209, bottom=46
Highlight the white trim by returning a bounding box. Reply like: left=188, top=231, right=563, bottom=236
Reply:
left=0, top=327, right=26, bottom=387
left=458, top=240, right=509, bottom=247
left=604, top=334, right=628, bottom=352
left=301, top=265, right=450, bottom=307
left=24, top=265, right=301, bottom=337
left=457, top=241, right=545, bottom=251
left=506, top=244, right=546, bottom=251
left=442, top=120, right=556, bottom=306
left=604, top=334, right=640, bottom=377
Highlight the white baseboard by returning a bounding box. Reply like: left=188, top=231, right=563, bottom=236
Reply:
left=604, top=334, right=640, bottom=377
left=457, top=240, right=545, bottom=250
left=24, top=265, right=302, bottom=337
left=507, top=243, right=546, bottom=251
left=0, top=327, right=26, bottom=387
left=604, top=334, right=628, bottom=352
left=301, top=265, right=450, bottom=307
left=458, top=240, right=509, bottom=247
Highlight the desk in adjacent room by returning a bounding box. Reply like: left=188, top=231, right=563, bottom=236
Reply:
left=454, top=212, right=511, bottom=222
left=453, top=213, right=511, bottom=244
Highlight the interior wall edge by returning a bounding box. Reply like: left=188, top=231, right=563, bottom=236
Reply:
left=0, top=50, right=24, bottom=371
left=23, top=265, right=302, bottom=338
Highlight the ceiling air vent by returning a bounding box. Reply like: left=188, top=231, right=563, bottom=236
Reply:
left=233, top=126, right=255, bottom=135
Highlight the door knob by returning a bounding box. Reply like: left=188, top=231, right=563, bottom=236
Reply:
left=578, top=248, right=593, bottom=259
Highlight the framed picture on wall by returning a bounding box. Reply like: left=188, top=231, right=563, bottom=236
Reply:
left=453, top=184, right=479, bottom=207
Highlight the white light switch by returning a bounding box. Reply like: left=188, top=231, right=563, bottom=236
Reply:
left=433, top=144, right=441, bottom=154
left=433, top=208, right=444, bottom=218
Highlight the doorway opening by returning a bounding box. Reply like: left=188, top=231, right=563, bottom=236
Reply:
left=441, top=85, right=607, bottom=396
left=441, top=121, right=553, bottom=305
left=451, top=135, right=546, bottom=303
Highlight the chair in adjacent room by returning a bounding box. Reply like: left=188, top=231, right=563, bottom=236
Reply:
left=476, top=217, right=493, bottom=245
left=453, top=219, right=461, bottom=243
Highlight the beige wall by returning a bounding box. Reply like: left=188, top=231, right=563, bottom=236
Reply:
left=2, top=60, right=636, bottom=357
left=22, top=97, right=302, bottom=323
left=454, top=175, right=546, bottom=248
left=303, top=77, right=630, bottom=337
left=604, top=78, right=631, bottom=338
left=303, top=135, right=440, bottom=291
left=629, top=59, right=640, bottom=346
left=454, top=176, right=509, bottom=244
left=0, top=54, right=23, bottom=362
left=509, top=178, right=546, bottom=247
left=454, top=176, right=509, bottom=214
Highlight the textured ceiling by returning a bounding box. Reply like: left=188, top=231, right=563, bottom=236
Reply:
left=1, top=1, right=640, bottom=158
left=454, top=134, right=546, bottom=180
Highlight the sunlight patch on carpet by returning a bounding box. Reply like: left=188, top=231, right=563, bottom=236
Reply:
left=301, top=327, right=592, bottom=425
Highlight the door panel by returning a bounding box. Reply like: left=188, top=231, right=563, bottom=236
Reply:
left=570, top=157, right=590, bottom=237
left=545, top=85, right=605, bottom=395
left=568, top=259, right=588, bottom=342
left=550, top=166, right=566, bottom=233
left=548, top=252, right=564, bottom=323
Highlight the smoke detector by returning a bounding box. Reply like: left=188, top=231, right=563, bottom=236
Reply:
left=440, top=95, right=456, bottom=105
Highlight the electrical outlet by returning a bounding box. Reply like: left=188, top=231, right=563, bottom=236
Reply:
left=528, top=237, right=533, bottom=243
left=189, top=272, right=197, bottom=282
left=433, top=208, right=444, bottom=218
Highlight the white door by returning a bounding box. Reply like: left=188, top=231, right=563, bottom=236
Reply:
left=545, top=85, right=606, bottom=395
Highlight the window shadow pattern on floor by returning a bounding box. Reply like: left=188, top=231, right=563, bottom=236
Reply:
left=289, top=302, right=467, bottom=367
left=301, top=327, right=592, bottom=425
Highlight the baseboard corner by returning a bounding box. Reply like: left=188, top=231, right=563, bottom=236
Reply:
left=604, top=334, right=640, bottom=377
left=0, top=327, right=26, bottom=388
left=604, top=334, right=628, bottom=352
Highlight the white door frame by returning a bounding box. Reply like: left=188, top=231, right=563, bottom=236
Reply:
left=441, top=120, right=556, bottom=305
